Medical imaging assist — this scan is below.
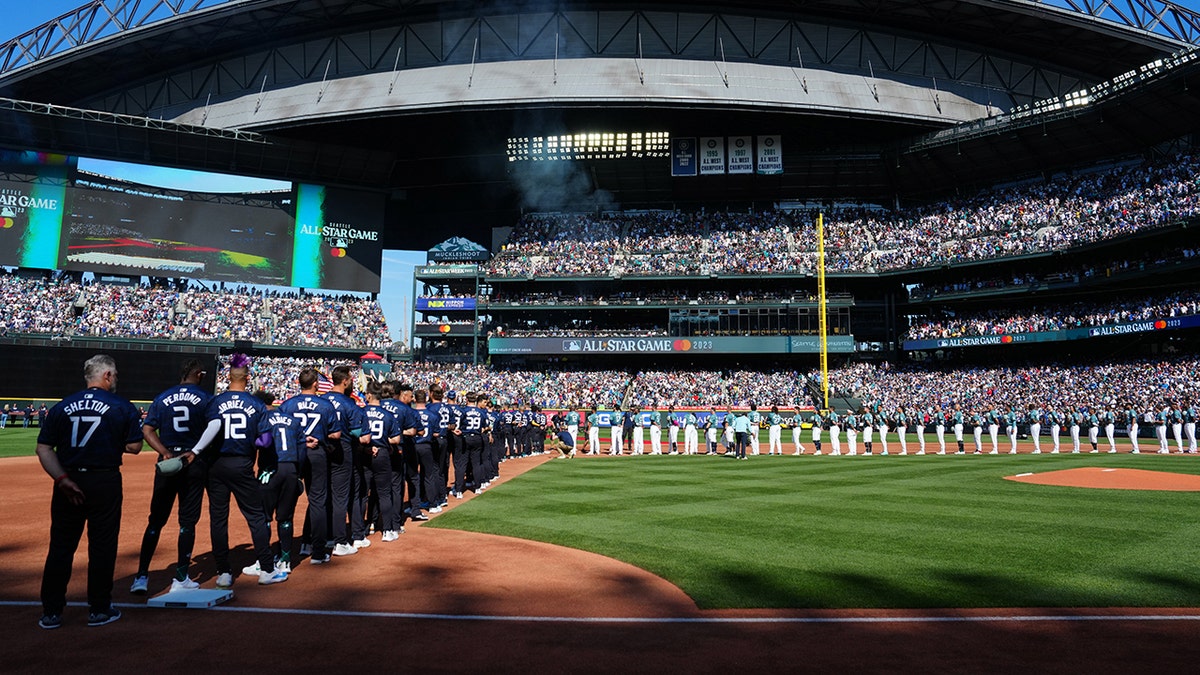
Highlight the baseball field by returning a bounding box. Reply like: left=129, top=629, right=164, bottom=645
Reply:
left=3, top=436, right=1199, bottom=672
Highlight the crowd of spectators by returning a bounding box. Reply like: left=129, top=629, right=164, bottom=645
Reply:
left=626, top=369, right=810, bottom=409
left=215, top=354, right=1200, bottom=420
left=484, top=152, right=1200, bottom=277
left=0, top=273, right=80, bottom=336
left=905, top=288, right=1200, bottom=340
left=0, top=273, right=390, bottom=350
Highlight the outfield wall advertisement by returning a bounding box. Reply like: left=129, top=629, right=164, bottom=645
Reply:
left=0, top=149, right=384, bottom=292
left=902, top=315, right=1200, bottom=351
left=489, top=335, right=855, bottom=355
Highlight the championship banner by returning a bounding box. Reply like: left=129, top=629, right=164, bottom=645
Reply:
left=670, top=138, right=698, bottom=177
left=699, top=137, right=726, bottom=175
left=902, top=315, right=1200, bottom=351
left=756, top=135, right=783, bottom=175
left=489, top=335, right=855, bottom=355
left=727, top=137, right=754, bottom=174
left=416, top=297, right=477, bottom=311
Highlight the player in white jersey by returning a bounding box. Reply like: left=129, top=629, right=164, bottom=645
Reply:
left=767, top=406, right=783, bottom=455
left=877, top=409, right=890, bottom=456
left=649, top=407, right=663, bottom=455
left=828, top=410, right=842, bottom=455
left=791, top=408, right=804, bottom=454
left=845, top=410, right=859, bottom=456
left=747, top=404, right=762, bottom=455
left=1027, top=406, right=1042, bottom=454
left=632, top=408, right=645, bottom=455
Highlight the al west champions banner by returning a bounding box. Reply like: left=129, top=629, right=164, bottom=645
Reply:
left=0, top=149, right=384, bottom=293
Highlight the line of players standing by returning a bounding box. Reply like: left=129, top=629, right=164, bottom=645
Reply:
left=132, top=356, right=558, bottom=595
left=795, top=403, right=1199, bottom=456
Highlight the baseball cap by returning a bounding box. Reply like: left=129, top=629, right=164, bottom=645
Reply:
left=446, top=390, right=457, bottom=400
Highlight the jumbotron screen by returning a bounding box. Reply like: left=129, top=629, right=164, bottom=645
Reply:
left=0, top=150, right=383, bottom=292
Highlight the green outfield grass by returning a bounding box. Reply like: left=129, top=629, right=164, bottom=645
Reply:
left=427, top=454, right=1200, bottom=610
left=0, top=428, right=40, bottom=458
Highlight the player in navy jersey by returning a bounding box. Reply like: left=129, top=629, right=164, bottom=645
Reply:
left=409, top=390, right=440, bottom=519
left=426, top=387, right=453, bottom=510
left=38, top=354, right=143, bottom=630
left=187, top=354, right=281, bottom=587
left=357, top=381, right=402, bottom=546
left=323, top=365, right=371, bottom=557
left=453, top=393, right=487, bottom=498
left=246, top=389, right=311, bottom=576
left=131, top=358, right=212, bottom=595
left=441, top=390, right=462, bottom=495
left=480, top=395, right=500, bottom=483
left=283, top=368, right=341, bottom=563
left=380, top=382, right=420, bottom=529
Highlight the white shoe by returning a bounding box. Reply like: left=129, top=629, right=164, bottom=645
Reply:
left=1132, top=449, right=1140, bottom=454
left=1009, top=449, right=1017, bottom=454
left=988, top=450, right=998, bottom=455
left=171, top=576, right=200, bottom=591
left=430, top=506, right=443, bottom=513
left=899, top=451, right=907, bottom=456
left=275, top=560, right=291, bottom=573
left=215, top=573, right=233, bottom=589
left=299, top=544, right=313, bottom=556
left=1090, top=449, right=1099, bottom=454
left=129, top=575, right=149, bottom=595
left=353, top=538, right=371, bottom=549
left=381, top=530, right=400, bottom=542
left=242, top=561, right=263, bottom=576
left=332, top=543, right=358, bottom=557
left=258, top=569, right=288, bottom=585
left=1108, top=449, right=1117, bottom=454
left=1032, top=450, right=1041, bottom=454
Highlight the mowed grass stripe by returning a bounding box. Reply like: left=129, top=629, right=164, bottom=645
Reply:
left=428, top=455, right=1200, bottom=609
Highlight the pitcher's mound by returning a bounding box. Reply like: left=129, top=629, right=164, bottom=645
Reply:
left=1006, top=467, right=1200, bottom=491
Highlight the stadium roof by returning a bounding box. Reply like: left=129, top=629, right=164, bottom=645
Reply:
left=1, top=0, right=1199, bottom=250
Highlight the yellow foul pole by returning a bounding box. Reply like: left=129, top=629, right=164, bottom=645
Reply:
left=817, top=213, right=829, bottom=410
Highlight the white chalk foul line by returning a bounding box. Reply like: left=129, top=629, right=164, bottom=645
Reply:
left=4, top=600, right=1200, bottom=624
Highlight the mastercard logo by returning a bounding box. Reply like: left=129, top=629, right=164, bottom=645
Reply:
left=330, top=247, right=347, bottom=258
left=1155, top=320, right=1167, bottom=330
left=673, top=339, right=692, bottom=351
left=1, top=217, right=13, bottom=229
left=439, top=324, right=451, bottom=334
left=1001, top=335, right=1013, bottom=344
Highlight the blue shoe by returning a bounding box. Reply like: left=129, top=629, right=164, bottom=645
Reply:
left=87, top=607, right=122, bottom=627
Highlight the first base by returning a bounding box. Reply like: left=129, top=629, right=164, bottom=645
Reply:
left=147, top=588, right=233, bottom=609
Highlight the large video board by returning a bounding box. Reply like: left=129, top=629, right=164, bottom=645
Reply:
left=0, top=150, right=383, bottom=292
